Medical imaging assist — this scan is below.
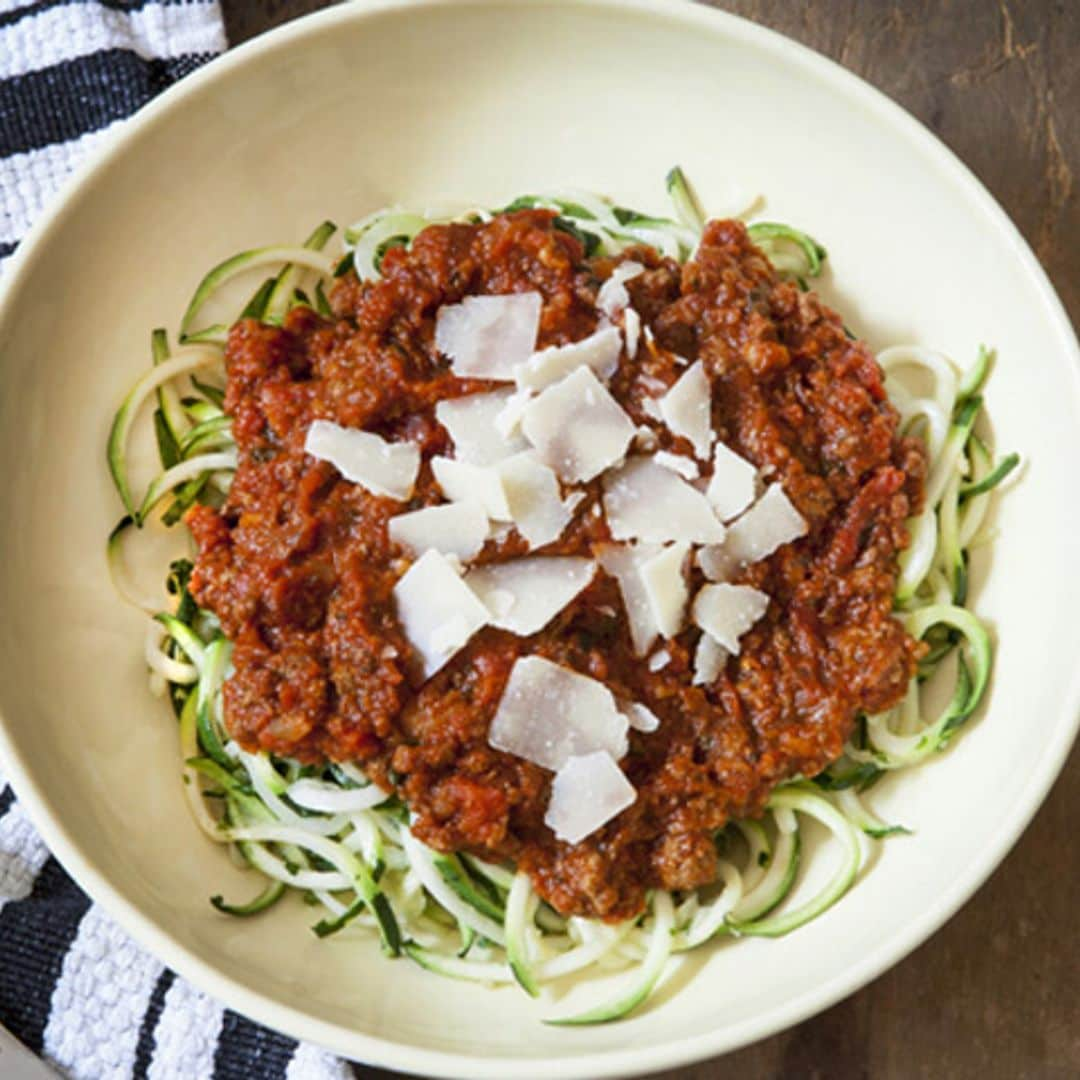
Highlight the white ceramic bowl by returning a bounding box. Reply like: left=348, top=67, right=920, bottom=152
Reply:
left=1, top=1, right=1078, bottom=1076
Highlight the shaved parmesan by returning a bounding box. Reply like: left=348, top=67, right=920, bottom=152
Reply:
left=433, top=451, right=575, bottom=549
left=515, top=326, right=622, bottom=391
left=596, top=262, right=645, bottom=361
left=622, top=702, right=660, bottom=733
left=489, top=656, right=628, bottom=771
left=494, top=386, right=532, bottom=440
left=595, top=542, right=662, bottom=656
left=654, top=450, right=699, bottom=481
left=602, top=457, right=726, bottom=544
left=724, top=484, right=808, bottom=566
left=641, top=395, right=664, bottom=422
left=659, top=361, right=713, bottom=459
left=430, top=615, right=472, bottom=656
left=706, top=441, right=757, bottom=521
left=466, top=557, right=595, bottom=635
left=639, top=372, right=669, bottom=395
left=640, top=542, right=690, bottom=639
left=394, top=550, right=489, bottom=678
left=634, top=425, right=659, bottom=451
left=436, top=390, right=528, bottom=464
left=696, top=543, right=729, bottom=582
left=521, top=367, right=636, bottom=482
left=498, top=452, right=572, bottom=549
left=692, top=583, right=769, bottom=654
left=545, top=751, right=636, bottom=845
left=693, top=633, right=728, bottom=685
left=435, top=292, right=541, bottom=380
left=432, top=456, right=512, bottom=520
left=564, top=490, right=588, bottom=515
left=596, top=261, right=644, bottom=318
left=305, top=420, right=420, bottom=501
left=648, top=648, right=671, bottom=672
left=483, top=589, right=516, bottom=618
left=388, top=501, right=488, bottom=560
left=622, top=307, right=641, bottom=358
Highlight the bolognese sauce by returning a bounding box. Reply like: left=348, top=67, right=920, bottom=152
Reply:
left=187, top=211, right=924, bottom=920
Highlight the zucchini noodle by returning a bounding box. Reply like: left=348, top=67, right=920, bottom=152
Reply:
left=104, top=168, right=1017, bottom=1024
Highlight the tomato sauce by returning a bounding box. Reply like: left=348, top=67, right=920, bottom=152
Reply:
left=188, top=212, right=924, bottom=919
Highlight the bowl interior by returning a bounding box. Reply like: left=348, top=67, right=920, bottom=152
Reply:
left=1, top=1, right=1078, bottom=1076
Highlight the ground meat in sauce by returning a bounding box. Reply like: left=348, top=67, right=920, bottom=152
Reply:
left=187, top=211, right=926, bottom=921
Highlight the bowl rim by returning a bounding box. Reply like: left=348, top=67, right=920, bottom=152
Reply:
left=1, top=0, right=1078, bottom=1076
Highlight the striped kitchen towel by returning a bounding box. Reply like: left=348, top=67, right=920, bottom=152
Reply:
left=0, top=5, right=354, bottom=1077
left=1, top=0, right=222, bottom=266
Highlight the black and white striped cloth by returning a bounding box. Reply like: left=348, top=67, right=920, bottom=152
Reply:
left=1, top=0, right=220, bottom=264
left=0, top=4, right=354, bottom=1077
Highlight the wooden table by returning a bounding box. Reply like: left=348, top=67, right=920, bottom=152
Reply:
left=220, top=2, right=1079, bottom=1076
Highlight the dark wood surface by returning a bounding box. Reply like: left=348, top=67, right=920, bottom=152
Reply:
left=219, top=2, right=1079, bottom=1077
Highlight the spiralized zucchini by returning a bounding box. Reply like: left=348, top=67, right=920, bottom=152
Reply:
left=105, top=172, right=1017, bottom=1024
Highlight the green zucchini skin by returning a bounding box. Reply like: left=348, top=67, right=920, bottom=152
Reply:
left=211, top=881, right=286, bottom=917
left=665, top=165, right=706, bottom=233
left=544, top=892, right=675, bottom=1026
left=433, top=852, right=506, bottom=922
left=748, top=221, right=827, bottom=278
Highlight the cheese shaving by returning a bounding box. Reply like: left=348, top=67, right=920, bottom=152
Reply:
left=489, top=656, right=629, bottom=771
left=544, top=751, right=637, bottom=845
left=724, top=483, right=808, bottom=566
left=602, top=456, right=725, bottom=544
left=304, top=420, right=420, bottom=501
left=706, top=441, right=757, bottom=521
left=622, top=701, right=660, bottom=733
left=515, top=326, right=622, bottom=391
left=639, top=542, right=690, bottom=639
left=497, top=452, right=573, bottom=549
left=494, top=386, right=532, bottom=440
left=393, top=550, right=489, bottom=678
left=596, top=261, right=644, bottom=318
left=693, top=633, right=728, bottom=685
left=658, top=360, right=713, bottom=459
left=654, top=450, right=699, bottom=481
left=521, top=367, right=636, bottom=482
left=388, top=500, right=488, bottom=560
left=465, top=557, right=595, bottom=635
left=595, top=542, right=662, bottom=656
left=434, top=292, right=541, bottom=380
left=648, top=648, right=671, bottom=672
left=436, top=390, right=528, bottom=465
left=623, top=308, right=641, bottom=358
left=431, top=456, right=512, bottom=520
left=692, top=583, right=769, bottom=654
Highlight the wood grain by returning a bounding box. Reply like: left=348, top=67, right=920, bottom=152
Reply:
left=218, top=2, right=1079, bottom=1076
